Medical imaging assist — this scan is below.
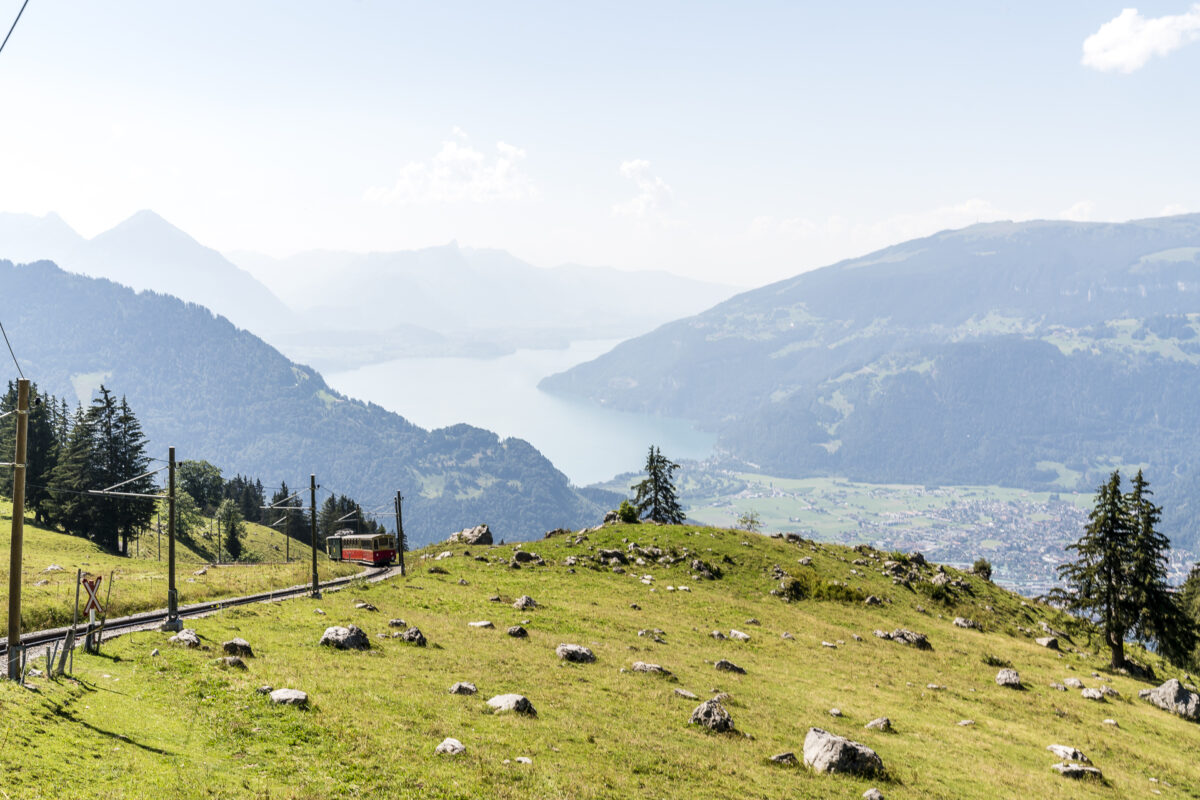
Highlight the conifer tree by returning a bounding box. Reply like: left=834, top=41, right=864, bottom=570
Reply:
left=632, top=445, right=685, bottom=525
left=1053, top=470, right=1196, bottom=669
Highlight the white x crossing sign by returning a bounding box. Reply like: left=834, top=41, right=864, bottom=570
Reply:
left=82, top=575, right=103, bottom=616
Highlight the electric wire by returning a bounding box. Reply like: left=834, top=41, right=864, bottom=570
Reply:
left=0, top=317, right=25, bottom=379
left=0, top=0, right=29, bottom=58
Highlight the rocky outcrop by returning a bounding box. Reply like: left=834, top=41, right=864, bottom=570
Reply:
left=319, top=625, right=370, bottom=650
left=169, top=629, right=201, bottom=648
left=396, top=626, right=427, bottom=646
left=269, top=688, right=309, bottom=707
left=487, top=693, right=537, bottom=715
left=513, top=595, right=538, bottom=610
left=556, top=644, right=596, bottom=663
left=446, top=524, right=492, bottom=546
left=1139, top=679, right=1200, bottom=721
left=995, top=669, right=1022, bottom=688
left=802, top=728, right=884, bottom=776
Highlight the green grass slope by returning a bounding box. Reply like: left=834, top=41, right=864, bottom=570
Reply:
left=2, top=523, right=1196, bottom=799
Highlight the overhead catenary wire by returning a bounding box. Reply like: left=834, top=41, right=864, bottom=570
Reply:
left=0, top=0, right=29, bottom=59
left=0, top=317, right=25, bottom=380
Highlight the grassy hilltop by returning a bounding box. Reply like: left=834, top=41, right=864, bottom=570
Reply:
left=2, top=522, right=1198, bottom=799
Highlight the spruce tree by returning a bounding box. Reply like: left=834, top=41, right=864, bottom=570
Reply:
left=48, top=404, right=100, bottom=539
left=632, top=445, right=685, bottom=525
left=113, top=396, right=155, bottom=554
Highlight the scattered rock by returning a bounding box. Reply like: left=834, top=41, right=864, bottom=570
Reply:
left=43, top=564, right=64, bottom=573
left=1049, top=682, right=1067, bottom=691
left=556, top=643, right=596, bottom=663
left=388, top=618, right=407, bottom=628
left=632, top=662, right=670, bottom=675
left=863, top=789, right=885, bottom=800
left=995, top=668, right=1022, bottom=688
left=220, top=656, right=247, bottom=669
left=269, top=688, right=309, bottom=707
left=488, top=595, right=501, bottom=602
left=829, top=708, right=843, bottom=717
left=513, top=595, right=538, bottom=610
left=507, top=626, right=528, bottom=638
left=770, top=751, right=798, bottom=766
left=428, top=566, right=449, bottom=575
left=435, top=737, right=466, bottom=755
left=150, top=648, right=159, bottom=657
left=864, top=595, right=882, bottom=606
left=314, top=608, right=326, bottom=615
left=744, top=618, right=760, bottom=626
left=458, top=578, right=469, bottom=585
left=1064, top=677, right=1084, bottom=689
left=397, top=626, right=427, bottom=647
left=689, top=698, right=734, bottom=732
left=319, top=625, right=370, bottom=650
left=675, top=688, right=699, bottom=700
left=802, top=728, right=884, bottom=776
left=714, top=659, right=746, bottom=674
left=354, top=602, right=378, bottom=611
left=781, top=632, right=794, bottom=640
left=446, top=524, right=492, bottom=545
left=629, top=603, right=641, bottom=610
left=449, top=682, right=477, bottom=695
left=821, top=641, right=837, bottom=649
left=729, top=630, right=751, bottom=642
left=890, top=629, right=932, bottom=650
left=865, top=717, right=891, bottom=732
left=1051, top=763, right=1103, bottom=779
left=468, top=621, right=495, bottom=629
left=487, top=694, right=537, bottom=715
left=1047, top=745, right=1090, bottom=763
left=169, top=629, right=201, bottom=648
left=193, top=568, right=207, bottom=576
left=1081, top=688, right=1105, bottom=701
left=1103, top=718, right=1119, bottom=727
left=953, top=617, right=979, bottom=630
left=1035, top=636, right=1060, bottom=650
left=958, top=720, right=974, bottom=726
left=222, top=638, right=254, bottom=658
left=710, top=630, right=727, bottom=641
left=515, top=756, right=532, bottom=764
left=513, top=550, right=541, bottom=564
left=256, top=685, right=272, bottom=694
left=1140, top=678, right=1200, bottom=720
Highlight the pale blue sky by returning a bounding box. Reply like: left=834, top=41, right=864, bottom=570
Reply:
left=1, top=1, right=1197, bottom=284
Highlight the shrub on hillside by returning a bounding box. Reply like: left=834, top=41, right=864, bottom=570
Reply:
left=973, top=557, right=994, bottom=581
left=617, top=500, right=640, bottom=524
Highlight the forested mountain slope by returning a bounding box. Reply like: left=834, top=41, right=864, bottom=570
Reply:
left=542, top=215, right=1200, bottom=548
left=0, top=260, right=612, bottom=544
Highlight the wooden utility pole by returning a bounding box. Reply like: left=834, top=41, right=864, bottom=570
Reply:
left=162, top=446, right=181, bottom=631
left=394, top=491, right=406, bottom=576
left=6, top=379, right=29, bottom=680
left=309, top=474, right=320, bottom=598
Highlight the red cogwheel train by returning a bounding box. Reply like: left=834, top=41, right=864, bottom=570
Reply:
left=326, top=529, right=397, bottom=566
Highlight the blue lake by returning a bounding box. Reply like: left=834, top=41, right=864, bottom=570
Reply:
left=326, top=339, right=715, bottom=486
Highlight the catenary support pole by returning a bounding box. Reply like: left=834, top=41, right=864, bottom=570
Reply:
left=395, top=491, right=406, bottom=576
left=6, top=378, right=29, bottom=680
left=310, top=474, right=320, bottom=598
left=162, top=446, right=181, bottom=631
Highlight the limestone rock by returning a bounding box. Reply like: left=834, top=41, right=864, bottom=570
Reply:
left=675, top=688, right=699, bottom=700
left=1081, top=688, right=1105, bottom=701
left=802, top=727, right=884, bottom=776
left=487, top=693, right=536, bottom=715
left=319, top=625, right=370, bottom=650
left=222, top=638, right=254, bottom=658
left=468, top=620, right=495, bottom=629
left=1035, top=636, right=1060, bottom=650
left=953, top=617, right=979, bottom=630
left=1047, top=745, right=1089, bottom=763
left=269, top=688, right=309, bottom=707
left=449, top=681, right=477, bottom=695
left=397, top=626, right=427, bottom=646
left=556, top=643, right=596, bottom=663
left=169, top=629, right=201, bottom=648
left=219, top=655, right=247, bottom=669
left=710, top=630, right=727, bottom=640
left=1140, top=678, right=1200, bottom=720
left=864, top=595, right=882, bottom=606
left=863, top=790, right=885, bottom=800
left=632, top=661, right=670, bottom=675
left=388, top=618, right=407, bottom=628
left=770, top=751, right=798, bottom=765
left=995, top=668, right=1022, bottom=688
left=714, top=659, right=746, bottom=674
left=513, top=595, right=538, bottom=610
left=729, top=629, right=751, bottom=642
left=689, top=698, right=734, bottom=732
left=446, top=524, right=492, bottom=545
left=507, top=626, right=528, bottom=638
left=354, top=602, right=378, bottom=611
left=435, top=737, right=465, bottom=755
left=865, top=717, right=891, bottom=732
left=1064, top=677, right=1084, bottom=689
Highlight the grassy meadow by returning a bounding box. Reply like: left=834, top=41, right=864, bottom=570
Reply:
left=2, top=522, right=1197, bottom=799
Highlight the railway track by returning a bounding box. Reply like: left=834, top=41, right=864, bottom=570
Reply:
left=1, top=564, right=400, bottom=661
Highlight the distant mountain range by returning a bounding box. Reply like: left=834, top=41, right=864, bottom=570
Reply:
left=0, top=259, right=620, bottom=545
left=0, top=211, right=738, bottom=373
left=542, top=215, right=1200, bottom=551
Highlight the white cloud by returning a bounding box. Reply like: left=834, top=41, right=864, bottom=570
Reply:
left=1059, top=200, right=1095, bottom=221
left=1082, top=5, right=1200, bottom=73
left=366, top=131, right=534, bottom=204
left=612, top=159, right=673, bottom=218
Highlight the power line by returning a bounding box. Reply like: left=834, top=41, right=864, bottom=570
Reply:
left=0, top=0, right=30, bottom=58
left=0, top=318, right=24, bottom=380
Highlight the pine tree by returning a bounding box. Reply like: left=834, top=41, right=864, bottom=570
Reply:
left=632, top=445, right=685, bottom=525
left=1053, top=470, right=1197, bottom=669
left=48, top=404, right=100, bottom=539
left=0, top=382, right=61, bottom=524
left=216, top=498, right=245, bottom=561
left=113, top=396, right=155, bottom=554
